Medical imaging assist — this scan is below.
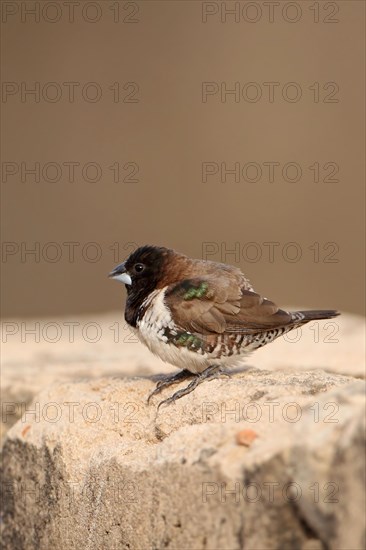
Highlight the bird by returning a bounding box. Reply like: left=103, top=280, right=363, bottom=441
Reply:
left=109, top=245, right=339, bottom=408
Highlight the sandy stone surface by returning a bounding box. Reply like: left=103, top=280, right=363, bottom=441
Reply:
left=1, top=311, right=364, bottom=436
left=1, top=311, right=365, bottom=549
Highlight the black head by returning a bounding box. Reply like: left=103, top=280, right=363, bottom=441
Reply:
left=109, top=246, right=177, bottom=322
left=109, top=245, right=171, bottom=288
left=127, top=245, right=170, bottom=288
left=109, top=245, right=192, bottom=325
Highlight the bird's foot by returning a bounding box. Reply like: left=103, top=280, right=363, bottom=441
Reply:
left=157, top=365, right=228, bottom=410
left=147, top=369, right=193, bottom=404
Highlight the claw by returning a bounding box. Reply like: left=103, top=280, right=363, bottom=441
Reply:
left=157, top=397, right=174, bottom=410
left=155, top=365, right=229, bottom=410
left=147, top=369, right=193, bottom=405
left=147, top=387, right=160, bottom=405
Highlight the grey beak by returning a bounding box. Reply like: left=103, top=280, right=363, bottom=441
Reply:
left=108, top=262, right=132, bottom=285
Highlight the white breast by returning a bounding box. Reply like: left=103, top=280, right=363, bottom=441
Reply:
left=135, top=288, right=212, bottom=373
left=136, top=288, right=175, bottom=349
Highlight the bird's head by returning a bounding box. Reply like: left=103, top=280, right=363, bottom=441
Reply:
left=108, top=245, right=187, bottom=298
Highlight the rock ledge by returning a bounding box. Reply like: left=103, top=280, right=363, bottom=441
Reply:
left=2, top=368, right=365, bottom=550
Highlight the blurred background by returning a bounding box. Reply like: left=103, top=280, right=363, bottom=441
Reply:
left=1, top=0, right=365, bottom=319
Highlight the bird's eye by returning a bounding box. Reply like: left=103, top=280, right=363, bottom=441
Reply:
left=134, top=263, right=145, bottom=273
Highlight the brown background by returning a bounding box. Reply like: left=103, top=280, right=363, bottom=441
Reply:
left=1, top=0, right=365, bottom=318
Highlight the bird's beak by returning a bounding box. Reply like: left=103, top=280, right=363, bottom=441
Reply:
left=108, top=262, right=132, bottom=285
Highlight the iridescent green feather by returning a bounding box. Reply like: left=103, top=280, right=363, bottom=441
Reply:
left=183, top=281, right=209, bottom=301
left=173, top=332, right=204, bottom=350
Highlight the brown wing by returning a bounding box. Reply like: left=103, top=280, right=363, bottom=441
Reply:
left=165, top=277, right=292, bottom=336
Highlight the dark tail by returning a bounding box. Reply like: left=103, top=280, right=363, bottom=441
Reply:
left=295, top=310, right=340, bottom=322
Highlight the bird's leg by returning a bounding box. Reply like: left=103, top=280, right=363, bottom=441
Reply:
left=157, top=365, right=227, bottom=409
left=147, top=369, right=193, bottom=404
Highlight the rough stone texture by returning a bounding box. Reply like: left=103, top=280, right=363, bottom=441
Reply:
left=2, top=370, right=365, bottom=550
left=1, top=311, right=365, bottom=549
